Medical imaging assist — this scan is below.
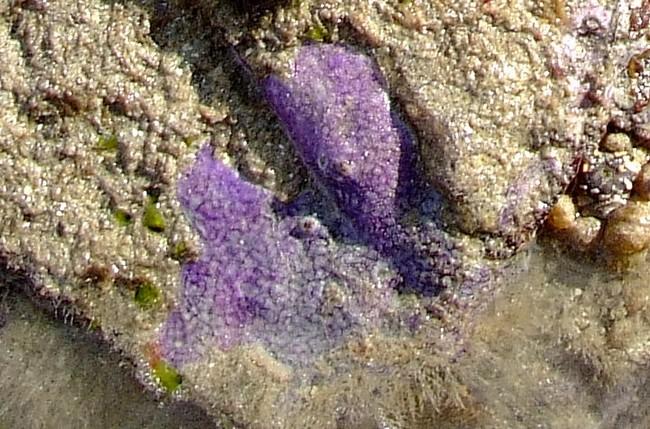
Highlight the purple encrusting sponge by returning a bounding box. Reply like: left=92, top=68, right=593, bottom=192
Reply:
left=160, top=146, right=398, bottom=366
left=160, top=45, right=488, bottom=368
left=264, top=44, right=470, bottom=295
left=264, top=44, right=418, bottom=253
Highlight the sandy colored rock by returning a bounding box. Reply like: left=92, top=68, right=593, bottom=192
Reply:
left=3, top=0, right=650, bottom=427
left=226, top=0, right=644, bottom=255
left=0, top=0, right=213, bottom=398
left=601, top=133, right=632, bottom=153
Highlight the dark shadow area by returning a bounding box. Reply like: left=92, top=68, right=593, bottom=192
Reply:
left=225, top=0, right=292, bottom=16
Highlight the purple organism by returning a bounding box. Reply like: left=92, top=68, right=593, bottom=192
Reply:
left=161, top=44, right=489, bottom=367
left=264, top=44, right=471, bottom=296
left=161, top=147, right=398, bottom=366
left=264, top=44, right=418, bottom=254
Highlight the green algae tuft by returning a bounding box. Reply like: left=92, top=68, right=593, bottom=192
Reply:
left=143, top=200, right=165, bottom=233
left=304, top=24, right=328, bottom=42
left=87, top=318, right=101, bottom=332
left=183, top=135, right=200, bottom=147
left=114, top=208, right=133, bottom=226
left=171, top=240, right=191, bottom=262
left=96, top=134, right=119, bottom=151
left=152, top=360, right=182, bottom=393
left=134, top=282, right=161, bottom=309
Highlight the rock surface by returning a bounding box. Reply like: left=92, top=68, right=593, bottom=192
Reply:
left=3, top=0, right=650, bottom=427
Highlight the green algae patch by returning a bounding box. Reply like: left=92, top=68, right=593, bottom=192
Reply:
left=134, top=282, right=161, bottom=309
left=96, top=134, right=119, bottom=151
left=304, top=24, right=328, bottom=42
left=143, top=200, right=165, bottom=232
left=183, top=135, right=200, bottom=147
left=171, top=240, right=191, bottom=262
left=113, top=208, right=133, bottom=226
left=152, top=360, right=182, bottom=393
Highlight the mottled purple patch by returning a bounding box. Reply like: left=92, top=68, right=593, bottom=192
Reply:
left=161, top=44, right=491, bottom=367
left=264, top=44, right=417, bottom=255
left=161, top=147, right=397, bottom=366
left=264, top=44, right=469, bottom=296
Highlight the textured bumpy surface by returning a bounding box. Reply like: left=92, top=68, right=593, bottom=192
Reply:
left=161, top=146, right=397, bottom=366
left=161, top=45, right=489, bottom=368
left=264, top=44, right=417, bottom=251
left=264, top=45, right=483, bottom=295
left=5, top=0, right=650, bottom=428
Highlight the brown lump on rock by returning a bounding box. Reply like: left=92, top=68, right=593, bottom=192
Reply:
left=546, top=195, right=603, bottom=252
left=601, top=201, right=650, bottom=256
left=600, top=133, right=632, bottom=153
left=547, top=194, right=576, bottom=230
left=568, top=216, right=602, bottom=252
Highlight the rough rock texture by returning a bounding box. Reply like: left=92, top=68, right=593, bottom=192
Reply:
left=0, top=0, right=210, bottom=394
left=3, top=0, right=650, bottom=428
left=226, top=0, right=647, bottom=255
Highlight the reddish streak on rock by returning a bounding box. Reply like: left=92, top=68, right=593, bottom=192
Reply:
left=631, top=0, right=650, bottom=32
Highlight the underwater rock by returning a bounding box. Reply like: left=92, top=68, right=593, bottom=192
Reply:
left=547, top=195, right=577, bottom=231
left=634, top=162, right=650, bottom=200
left=230, top=0, right=650, bottom=257
left=5, top=0, right=650, bottom=427
left=566, top=216, right=602, bottom=252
